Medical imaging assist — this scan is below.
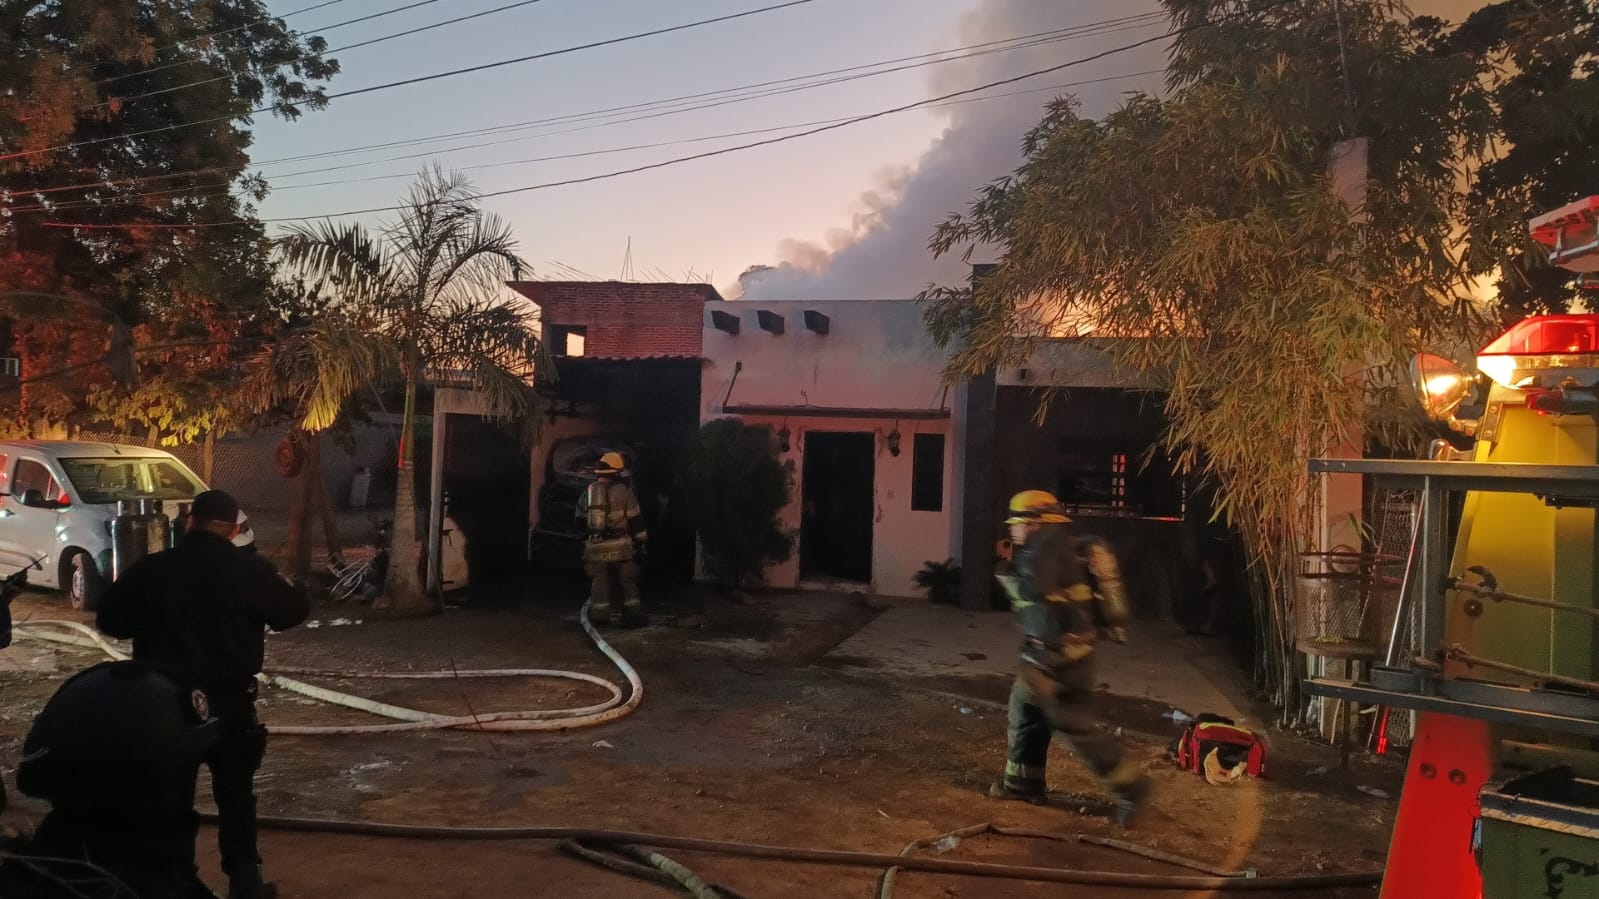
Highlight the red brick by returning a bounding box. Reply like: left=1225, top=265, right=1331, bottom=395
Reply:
left=508, top=281, right=718, bottom=359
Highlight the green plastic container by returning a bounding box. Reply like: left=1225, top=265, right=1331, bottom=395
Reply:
left=1478, top=768, right=1599, bottom=899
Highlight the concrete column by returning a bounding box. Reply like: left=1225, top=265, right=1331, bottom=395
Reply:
left=958, top=368, right=998, bottom=610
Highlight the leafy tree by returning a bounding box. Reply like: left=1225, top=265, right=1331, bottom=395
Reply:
left=257, top=168, right=544, bottom=614
left=1431, top=0, right=1599, bottom=322
left=0, top=0, right=337, bottom=432
left=679, top=419, right=794, bottom=588
left=921, top=0, right=1496, bottom=702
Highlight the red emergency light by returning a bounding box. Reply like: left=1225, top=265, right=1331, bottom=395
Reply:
left=1476, top=314, right=1599, bottom=390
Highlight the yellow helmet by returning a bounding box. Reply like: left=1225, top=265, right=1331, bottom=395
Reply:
left=596, top=452, right=626, bottom=475
left=1006, top=490, right=1070, bottom=524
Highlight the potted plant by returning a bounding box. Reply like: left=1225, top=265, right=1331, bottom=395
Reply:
left=914, top=559, right=962, bottom=605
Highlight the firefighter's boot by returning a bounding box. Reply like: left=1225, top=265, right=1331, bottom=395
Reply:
left=988, top=778, right=1048, bottom=805
left=1111, top=773, right=1153, bottom=827
left=988, top=759, right=1048, bottom=805
left=226, top=864, right=277, bottom=899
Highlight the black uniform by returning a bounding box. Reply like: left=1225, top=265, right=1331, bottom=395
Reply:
left=94, top=531, right=308, bottom=890
left=997, top=524, right=1149, bottom=814
left=0, top=660, right=221, bottom=899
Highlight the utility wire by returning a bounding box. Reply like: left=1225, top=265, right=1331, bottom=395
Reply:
left=98, top=0, right=355, bottom=80
left=6, top=70, right=1162, bottom=216
left=1, top=0, right=818, bottom=164
left=222, top=12, right=1169, bottom=164
left=97, top=0, right=446, bottom=87
left=9, top=14, right=1163, bottom=201
left=40, top=0, right=1297, bottom=231
left=103, top=0, right=556, bottom=109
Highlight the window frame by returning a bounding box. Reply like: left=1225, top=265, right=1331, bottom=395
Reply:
left=12, top=458, right=64, bottom=502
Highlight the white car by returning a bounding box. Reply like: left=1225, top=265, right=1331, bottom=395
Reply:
left=0, top=441, right=254, bottom=609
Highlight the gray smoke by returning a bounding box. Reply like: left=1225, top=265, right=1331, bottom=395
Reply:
left=735, top=0, right=1491, bottom=301
left=736, top=0, right=1171, bottom=300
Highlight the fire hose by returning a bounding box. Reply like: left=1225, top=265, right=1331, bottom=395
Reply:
left=6, top=621, right=1385, bottom=894
left=10, top=610, right=1382, bottom=892
left=219, top=814, right=1382, bottom=892
left=9, top=601, right=643, bottom=734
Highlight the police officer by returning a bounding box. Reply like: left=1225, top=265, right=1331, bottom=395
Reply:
left=91, top=490, right=309, bottom=899
left=0, top=566, right=21, bottom=818
left=0, top=659, right=221, bottom=899
left=576, top=452, right=648, bottom=627
left=989, top=490, right=1152, bottom=826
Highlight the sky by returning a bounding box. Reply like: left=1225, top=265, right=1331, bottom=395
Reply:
left=248, top=0, right=1486, bottom=301
left=247, top=0, right=1168, bottom=299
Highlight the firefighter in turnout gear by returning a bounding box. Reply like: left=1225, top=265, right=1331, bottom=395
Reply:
left=578, top=452, right=648, bottom=627
left=989, top=490, right=1152, bottom=826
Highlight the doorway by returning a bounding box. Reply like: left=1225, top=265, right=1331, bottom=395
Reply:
left=801, top=431, right=874, bottom=583
left=442, top=416, right=530, bottom=588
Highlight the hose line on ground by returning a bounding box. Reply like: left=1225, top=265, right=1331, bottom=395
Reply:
left=10, top=601, right=643, bottom=734
left=233, top=814, right=1382, bottom=892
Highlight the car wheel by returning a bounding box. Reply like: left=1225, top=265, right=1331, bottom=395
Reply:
left=65, top=552, right=93, bottom=612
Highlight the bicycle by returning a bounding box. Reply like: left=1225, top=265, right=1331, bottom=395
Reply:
left=327, top=519, right=390, bottom=602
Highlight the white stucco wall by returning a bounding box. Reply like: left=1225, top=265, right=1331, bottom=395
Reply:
left=700, top=300, right=956, bottom=597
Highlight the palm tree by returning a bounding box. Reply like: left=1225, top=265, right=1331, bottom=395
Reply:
left=257, top=167, right=544, bottom=614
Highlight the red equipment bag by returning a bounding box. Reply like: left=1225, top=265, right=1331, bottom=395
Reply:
left=1176, top=713, right=1268, bottom=778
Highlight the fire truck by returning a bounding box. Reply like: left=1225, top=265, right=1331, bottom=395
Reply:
left=1307, top=196, right=1599, bottom=898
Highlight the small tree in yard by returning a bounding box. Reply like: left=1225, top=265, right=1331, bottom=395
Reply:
left=680, top=419, right=794, bottom=588
left=256, top=167, right=545, bottom=614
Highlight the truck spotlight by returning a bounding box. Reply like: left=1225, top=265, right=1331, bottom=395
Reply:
left=1410, top=352, right=1473, bottom=423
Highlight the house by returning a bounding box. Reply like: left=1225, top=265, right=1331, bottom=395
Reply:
left=509, top=281, right=720, bottom=582
left=494, top=276, right=1357, bottom=619
left=701, top=299, right=957, bottom=597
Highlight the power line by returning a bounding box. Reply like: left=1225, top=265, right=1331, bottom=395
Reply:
left=9, top=14, right=1164, bottom=202
left=97, top=0, right=448, bottom=88
left=41, top=0, right=1293, bottom=231
left=105, top=0, right=555, bottom=109
left=1, top=0, right=820, bottom=164
left=249, top=12, right=1165, bottom=166
left=6, top=70, right=1163, bottom=216
left=100, top=0, right=356, bottom=80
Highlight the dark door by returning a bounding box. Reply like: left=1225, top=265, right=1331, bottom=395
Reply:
left=442, top=417, right=530, bottom=588
left=801, top=432, right=874, bottom=583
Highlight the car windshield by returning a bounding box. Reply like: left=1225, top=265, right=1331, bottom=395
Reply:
left=58, top=457, right=205, bottom=504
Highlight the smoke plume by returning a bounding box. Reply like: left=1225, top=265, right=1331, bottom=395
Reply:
left=735, top=0, right=1491, bottom=301
left=736, top=0, right=1171, bottom=300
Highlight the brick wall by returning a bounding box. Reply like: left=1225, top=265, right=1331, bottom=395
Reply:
left=509, top=281, right=720, bottom=359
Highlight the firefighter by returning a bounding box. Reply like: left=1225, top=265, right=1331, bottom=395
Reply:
left=576, top=452, right=648, bottom=627
left=0, top=659, right=222, bottom=899
left=989, top=490, right=1152, bottom=826
left=90, top=490, right=309, bottom=899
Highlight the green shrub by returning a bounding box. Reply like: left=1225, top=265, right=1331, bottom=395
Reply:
left=679, top=419, right=794, bottom=588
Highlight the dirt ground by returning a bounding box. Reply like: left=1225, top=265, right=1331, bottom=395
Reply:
left=0, top=577, right=1403, bottom=898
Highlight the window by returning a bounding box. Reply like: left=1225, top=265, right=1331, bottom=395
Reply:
left=910, top=433, right=945, bottom=512
left=12, top=459, right=63, bottom=502
left=550, top=325, right=587, bottom=357
left=58, top=457, right=203, bottom=504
